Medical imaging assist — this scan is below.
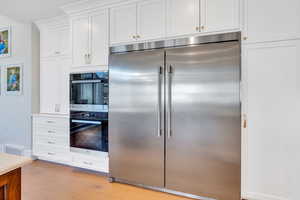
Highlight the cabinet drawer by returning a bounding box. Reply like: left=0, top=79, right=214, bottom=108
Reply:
left=34, top=116, right=69, bottom=127
left=34, top=135, right=69, bottom=147
left=34, top=125, right=68, bottom=137
left=33, top=145, right=70, bottom=162
left=72, top=154, right=108, bottom=172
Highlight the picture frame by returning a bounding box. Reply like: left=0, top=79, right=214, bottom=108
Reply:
left=4, top=63, right=23, bottom=96
left=0, top=65, right=2, bottom=95
left=0, top=26, right=11, bottom=58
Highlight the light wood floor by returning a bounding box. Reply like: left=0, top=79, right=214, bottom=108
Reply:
left=22, top=161, right=190, bottom=200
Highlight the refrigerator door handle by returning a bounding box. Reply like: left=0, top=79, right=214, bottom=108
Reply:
left=167, top=65, right=173, bottom=139
left=157, top=66, right=163, bottom=137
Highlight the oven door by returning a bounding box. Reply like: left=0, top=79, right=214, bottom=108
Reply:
left=71, top=80, right=108, bottom=106
left=70, top=119, right=108, bottom=152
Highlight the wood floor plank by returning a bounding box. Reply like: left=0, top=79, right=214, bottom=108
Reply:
left=22, top=161, right=190, bottom=200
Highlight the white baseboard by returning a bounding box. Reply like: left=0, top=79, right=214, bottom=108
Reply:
left=1, top=144, right=35, bottom=159
left=244, top=192, right=289, bottom=200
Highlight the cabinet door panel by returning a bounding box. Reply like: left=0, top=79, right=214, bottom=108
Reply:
left=40, top=59, right=60, bottom=114
left=59, top=28, right=70, bottom=56
left=58, top=58, right=71, bottom=114
left=72, top=17, right=89, bottom=66
left=110, top=3, right=137, bottom=44
left=243, top=41, right=300, bottom=200
left=137, top=0, right=166, bottom=41
left=245, top=0, right=300, bottom=43
left=167, top=0, right=200, bottom=37
left=90, top=10, right=109, bottom=66
left=201, top=0, right=239, bottom=32
left=41, top=29, right=58, bottom=58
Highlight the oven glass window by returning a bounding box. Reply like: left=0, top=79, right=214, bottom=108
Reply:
left=70, top=120, right=108, bottom=152
left=71, top=72, right=108, bottom=105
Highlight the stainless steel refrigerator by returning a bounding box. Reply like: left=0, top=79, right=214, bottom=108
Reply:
left=109, top=33, right=241, bottom=200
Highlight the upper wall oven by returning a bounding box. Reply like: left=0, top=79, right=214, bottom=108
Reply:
left=70, top=72, right=109, bottom=112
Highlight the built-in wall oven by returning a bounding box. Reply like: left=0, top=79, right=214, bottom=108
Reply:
left=70, top=72, right=109, bottom=153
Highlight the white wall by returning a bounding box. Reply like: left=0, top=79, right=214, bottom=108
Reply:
left=0, top=15, right=39, bottom=154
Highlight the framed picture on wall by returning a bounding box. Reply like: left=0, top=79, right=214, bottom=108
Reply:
left=0, top=26, right=11, bottom=58
left=4, top=64, right=23, bottom=95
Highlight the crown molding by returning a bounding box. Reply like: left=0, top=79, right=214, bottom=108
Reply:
left=61, top=0, right=141, bottom=17
left=34, top=15, right=69, bottom=30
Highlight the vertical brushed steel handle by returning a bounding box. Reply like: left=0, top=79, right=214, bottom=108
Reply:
left=167, top=65, right=173, bottom=139
left=157, top=66, right=163, bottom=137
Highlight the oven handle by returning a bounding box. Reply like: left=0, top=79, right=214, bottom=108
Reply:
left=71, top=120, right=102, bottom=125
left=71, top=80, right=103, bottom=84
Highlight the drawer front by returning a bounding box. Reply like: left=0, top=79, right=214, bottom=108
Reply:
left=33, top=145, right=70, bottom=162
left=34, top=135, right=69, bottom=147
left=33, top=116, right=69, bottom=127
left=72, top=154, right=108, bottom=172
left=33, top=125, right=68, bottom=137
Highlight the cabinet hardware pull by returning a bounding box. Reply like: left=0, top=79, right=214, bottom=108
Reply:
left=48, top=131, right=55, bottom=133
left=136, top=35, right=140, bottom=39
left=201, top=26, right=205, bottom=30
left=84, top=54, right=88, bottom=64
left=47, top=121, right=55, bottom=123
left=48, top=152, right=55, bottom=156
left=132, top=35, right=136, bottom=39
left=48, top=141, right=55, bottom=144
left=196, top=26, right=200, bottom=31
left=84, top=161, right=92, bottom=165
left=243, top=37, right=248, bottom=41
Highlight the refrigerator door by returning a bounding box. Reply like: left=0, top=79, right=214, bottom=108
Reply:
left=109, top=49, right=165, bottom=187
left=165, top=42, right=241, bottom=200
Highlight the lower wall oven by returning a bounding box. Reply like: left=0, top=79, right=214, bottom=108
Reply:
left=70, top=111, right=108, bottom=152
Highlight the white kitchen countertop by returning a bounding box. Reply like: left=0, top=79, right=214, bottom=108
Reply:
left=0, top=153, right=32, bottom=176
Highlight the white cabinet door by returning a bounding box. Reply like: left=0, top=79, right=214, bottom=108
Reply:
left=72, top=17, right=90, bottom=66
left=58, top=58, right=71, bottom=115
left=167, top=0, right=200, bottom=37
left=40, top=59, right=60, bottom=114
left=242, top=40, right=300, bottom=200
left=90, top=10, right=109, bottom=66
left=244, top=0, right=300, bottom=43
left=137, top=0, right=166, bottom=41
left=58, top=28, right=70, bottom=56
left=41, top=29, right=59, bottom=58
left=110, top=3, right=137, bottom=44
left=40, top=58, right=70, bottom=114
left=201, top=0, right=239, bottom=32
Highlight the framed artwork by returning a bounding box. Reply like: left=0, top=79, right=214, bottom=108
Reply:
left=4, top=64, right=23, bottom=95
left=0, top=26, right=11, bottom=58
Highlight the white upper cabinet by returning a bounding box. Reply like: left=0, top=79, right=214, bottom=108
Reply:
left=71, top=9, right=109, bottom=68
left=110, top=3, right=137, bottom=44
left=110, top=0, right=166, bottom=45
left=201, top=0, right=240, bottom=33
left=137, top=0, right=166, bottom=41
left=244, top=0, right=300, bottom=43
left=90, top=12, right=109, bottom=66
left=166, top=0, right=200, bottom=37
left=40, top=26, right=70, bottom=58
left=72, top=16, right=89, bottom=67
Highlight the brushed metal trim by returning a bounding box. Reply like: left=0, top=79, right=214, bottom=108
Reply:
left=110, top=32, right=240, bottom=54
left=111, top=177, right=216, bottom=200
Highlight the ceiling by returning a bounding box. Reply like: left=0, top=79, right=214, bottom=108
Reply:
left=0, top=0, right=80, bottom=22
